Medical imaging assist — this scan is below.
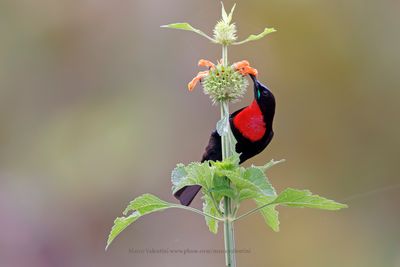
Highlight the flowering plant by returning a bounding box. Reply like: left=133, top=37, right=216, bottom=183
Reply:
left=106, top=4, right=347, bottom=267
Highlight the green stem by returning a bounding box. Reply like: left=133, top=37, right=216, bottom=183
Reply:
left=170, top=205, right=223, bottom=221
left=221, top=44, right=236, bottom=267
left=222, top=45, right=228, bottom=66
left=233, top=203, right=273, bottom=222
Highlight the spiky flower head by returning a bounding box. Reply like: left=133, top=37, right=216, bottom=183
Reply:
left=213, top=20, right=237, bottom=45
left=202, top=63, right=248, bottom=104
left=213, top=3, right=237, bottom=45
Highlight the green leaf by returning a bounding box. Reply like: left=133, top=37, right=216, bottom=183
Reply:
left=171, top=163, right=189, bottom=194
left=220, top=169, right=259, bottom=195
left=202, top=194, right=220, bottom=234
left=219, top=166, right=276, bottom=203
left=212, top=154, right=240, bottom=171
left=123, top=194, right=171, bottom=215
left=161, top=23, right=215, bottom=42
left=106, top=213, right=139, bottom=250
left=238, top=188, right=260, bottom=202
left=233, top=27, right=276, bottom=45
left=272, top=188, right=348, bottom=210
left=106, top=194, right=172, bottom=250
left=254, top=196, right=280, bottom=232
left=209, top=186, right=237, bottom=200
left=252, top=158, right=286, bottom=172
left=243, top=167, right=276, bottom=197
left=171, top=162, right=214, bottom=195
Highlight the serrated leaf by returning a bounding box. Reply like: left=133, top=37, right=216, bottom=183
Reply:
left=209, top=186, right=237, bottom=200
left=234, top=27, right=276, bottom=45
left=203, top=194, right=220, bottom=234
left=171, top=162, right=214, bottom=195
left=219, top=167, right=276, bottom=203
left=238, top=188, right=260, bottom=202
left=161, top=23, right=214, bottom=42
left=212, top=154, right=240, bottom=171
left=106, top=212, right=140, bottom=250
left=123, top=194, right=171, bottom=215
left=243, top=167, right=276, bottom=197
left=209, top=174, right=235, bottom=203
left=272, top=188, right=348, bottom=210
left=186, top=162, right=214, bottom=189
left=254, top=197, right=280, bottom=232
left=219, top=169, right=259, bottom=193
left=106, top=194, right=172, bottom=250
left=171, top=164, right=189, bottom=194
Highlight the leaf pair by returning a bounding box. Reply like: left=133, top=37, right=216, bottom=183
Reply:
left=161, top=22, right=276, bottom=46
left=161, top=3, right=276, bottom=46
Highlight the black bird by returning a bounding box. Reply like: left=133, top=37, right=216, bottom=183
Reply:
left=175, top=74, right=276, bottom=206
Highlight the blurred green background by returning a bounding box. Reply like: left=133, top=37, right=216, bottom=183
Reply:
left=1, top=0, right=399, bottom=266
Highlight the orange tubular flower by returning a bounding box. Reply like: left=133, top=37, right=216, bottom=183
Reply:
left=188, top=70, right=209, bottom=91
left=233, top=60, right=258, bottom=77
left=198, top=59, right=216, bottom=70
left=188, top=59, right=216, bottom=91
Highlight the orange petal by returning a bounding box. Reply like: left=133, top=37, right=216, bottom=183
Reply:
left=233, top=60, right=250, bottom=69
left=233, top=60, right=258, bottom=76
left=187, top=70, right=209, bottom=91
left=242, top=66, right=258, bottom=76
left=198, top=59, right=215, bottom=70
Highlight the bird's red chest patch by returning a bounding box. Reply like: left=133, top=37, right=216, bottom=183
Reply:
left=233, top=100, right=266, bottom=142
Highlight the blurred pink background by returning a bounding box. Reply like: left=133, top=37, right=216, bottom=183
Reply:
left=1, top=0, right=399, bottom=266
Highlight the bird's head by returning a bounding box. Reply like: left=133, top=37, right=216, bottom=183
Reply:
left=233, top=60, right=275, bottom=113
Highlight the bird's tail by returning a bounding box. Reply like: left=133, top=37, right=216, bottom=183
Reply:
left=173, top=185, right=202, bottom=206
left=174, top=130, right=222, bottom=206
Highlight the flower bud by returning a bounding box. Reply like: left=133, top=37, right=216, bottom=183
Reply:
left=213, top=20, right=237, bottom=45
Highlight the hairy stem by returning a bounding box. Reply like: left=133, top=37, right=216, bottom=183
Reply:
left=221, top=44, right=237, bottom=267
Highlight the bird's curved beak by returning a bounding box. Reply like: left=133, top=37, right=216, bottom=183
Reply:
left=250, top=74, right=259, bottom=97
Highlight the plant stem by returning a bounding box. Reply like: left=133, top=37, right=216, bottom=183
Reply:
left=171, top=205, right=223, bottom=221
left=221, top=44, right=236, bottom=267
left=233, top=203, right=273, bottom=222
